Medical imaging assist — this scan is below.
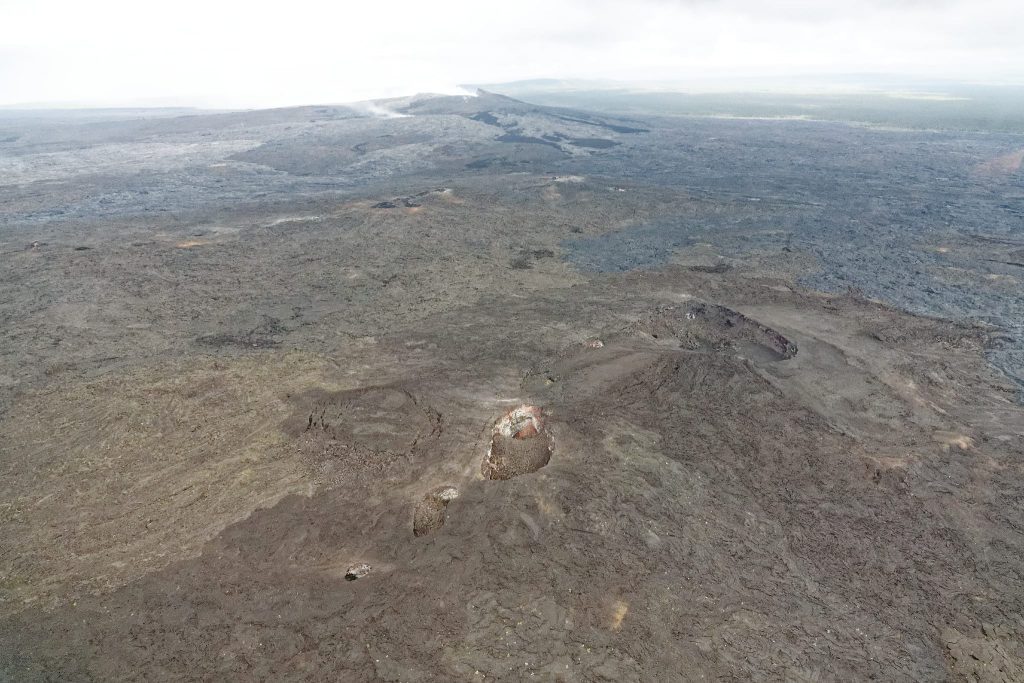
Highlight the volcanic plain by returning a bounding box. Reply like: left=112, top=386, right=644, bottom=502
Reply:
left=1, top=91, right=1023, bottom=681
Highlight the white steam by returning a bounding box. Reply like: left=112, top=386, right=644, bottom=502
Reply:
left=352, top=102, right=410, bottom=119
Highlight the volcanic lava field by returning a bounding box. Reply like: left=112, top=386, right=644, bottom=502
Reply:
left=1, top=91, right=1023, bottom=681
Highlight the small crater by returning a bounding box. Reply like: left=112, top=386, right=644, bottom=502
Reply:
left=511, top=248, right=556, bottom=270
left=568, top=137, right=618, bottom=149
left=633, top=302, right=797, bottom=361
left=413, top=485, right=459, bottom=536
left=345, top=563, right=371, bottom=580
left=482, top=405, right=553, bottom=480
left=497, top=132, right=562, bottom=149
left=285, top=386, right=441, bottom=456
left=689, top=262, right=731, bottom=274
left=374, top=188, right=448, bottom=210
left=196, top=333, right=280, bottom=349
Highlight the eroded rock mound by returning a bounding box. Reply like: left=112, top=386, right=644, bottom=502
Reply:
left=413, top=485, right=460, bottom=536
left=482, top=405, right=553, bottom=480
left=345, top=563, right=371, bottom=581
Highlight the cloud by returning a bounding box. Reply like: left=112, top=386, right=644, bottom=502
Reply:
left=0, top=0, right=1020, bottom=107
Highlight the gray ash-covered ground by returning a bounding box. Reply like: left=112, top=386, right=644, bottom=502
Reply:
left=1, top=91, right=1023, bottom=681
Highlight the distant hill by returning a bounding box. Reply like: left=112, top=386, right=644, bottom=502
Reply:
left=469, top=78, right=1024, bottom=133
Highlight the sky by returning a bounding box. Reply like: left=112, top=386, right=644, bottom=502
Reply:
left=0, top=0, right=1022, bottom=108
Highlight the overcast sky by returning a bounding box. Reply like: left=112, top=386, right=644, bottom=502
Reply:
left=0, top=0, right=1021, bottom=108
